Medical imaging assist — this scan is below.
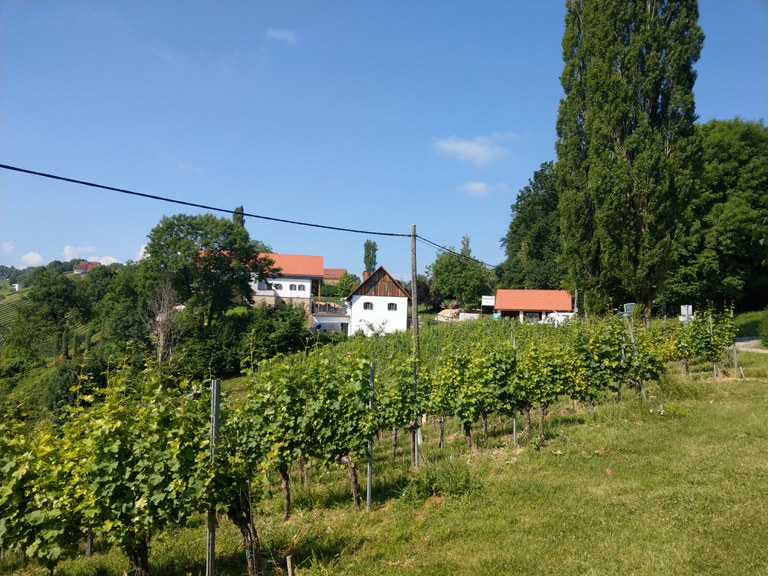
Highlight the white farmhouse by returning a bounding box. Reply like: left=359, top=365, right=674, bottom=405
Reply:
left=251, top=253, right=324, bottom=318
left=347, top=266, right=410, bottom=336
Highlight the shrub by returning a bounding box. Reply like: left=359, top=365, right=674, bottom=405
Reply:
left=400, top=458, right=478, bottom=503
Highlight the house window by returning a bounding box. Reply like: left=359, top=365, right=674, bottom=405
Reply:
left=273, top=283, right=283, bottom=290
left=298, top=285, right=306, bottom=292
left=290, top=284, right=297, bottom=291
left=363, top=302, right=373, bottom=310
left=388, top=303, right=397, bottom=311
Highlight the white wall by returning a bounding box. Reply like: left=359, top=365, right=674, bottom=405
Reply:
left=252, top=277, right=312, bottom=300
left=348, top=294, right=408, bottom=336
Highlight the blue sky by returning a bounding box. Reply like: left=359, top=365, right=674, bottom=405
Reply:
left=1, top=1, right=766, bottom=281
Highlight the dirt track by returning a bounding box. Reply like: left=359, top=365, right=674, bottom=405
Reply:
left=735, top=337, right=768, bottom=354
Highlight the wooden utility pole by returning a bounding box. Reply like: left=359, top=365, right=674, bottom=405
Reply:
left=410, top=224, right=420, bottom=468
left=206, top=379, right=221, bottom=576
left=411, top=224, right=419, bottom=357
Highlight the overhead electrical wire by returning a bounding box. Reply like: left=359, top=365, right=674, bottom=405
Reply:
left=1, top=162, right=498, bottom=267
left=0, top=163, right=410, bottom=238
left=416, top=236, right=497, bottom=269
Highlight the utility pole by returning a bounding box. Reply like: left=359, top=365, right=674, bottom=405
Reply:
left=206, top=379, right=221, bottom=576
left=410, top=224, right=420, bottom=468
left=411, top=224, right=419, bottom=358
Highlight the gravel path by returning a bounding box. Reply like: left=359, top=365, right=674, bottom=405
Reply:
left=735, top=337, right=768, bottom=353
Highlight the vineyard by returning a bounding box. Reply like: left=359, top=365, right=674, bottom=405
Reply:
left=0, top=312, right=745, bottom=575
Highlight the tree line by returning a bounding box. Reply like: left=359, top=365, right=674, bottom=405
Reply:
left=498, top=0, right=767, bottom=318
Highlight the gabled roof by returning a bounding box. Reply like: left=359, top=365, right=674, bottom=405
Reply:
left=74, top=260, right=101, bottom=272
left=323, top=268, right=346, bottom=281
left=259, top=253, right=324, bottom=279
left=495, top=289, right=572, bottom=312
left=348, top=266, right=410, bottom=300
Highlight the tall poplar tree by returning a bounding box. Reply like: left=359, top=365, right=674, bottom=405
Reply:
left=556, top=0, right=704, bottom=320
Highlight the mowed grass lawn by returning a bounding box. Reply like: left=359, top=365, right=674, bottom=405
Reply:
left=316, top=374, right=767, bottom=575
left=20, top=353, right=768, bottom=576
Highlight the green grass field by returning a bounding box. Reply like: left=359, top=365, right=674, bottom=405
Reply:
left=5, top=351, right=765, bottom=576
left=734, top=309, right=765, bottom=337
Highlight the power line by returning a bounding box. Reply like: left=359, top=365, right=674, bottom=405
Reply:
left=416, top=235, right=498, bottom=269
left=0, top=163, right=410, bottom=238
left=1, top=162, right=501, bottom=267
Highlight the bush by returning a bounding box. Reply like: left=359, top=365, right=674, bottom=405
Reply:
left=760, top=309, right=768, bottom=347
left=400, top=458, right=478, bottom=503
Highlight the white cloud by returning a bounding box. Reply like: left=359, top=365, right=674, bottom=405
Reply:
left=432, top=132, right=517, bottom=166
left=2, top=242, right=13, bottom=254
left=265, top=27, right=299, bottom=44
left=137, top=245, right=148, bottom=260
left=94, top=256, right=120, bottom=265
left=460, top=181, right=491, bottom=196
left=63, top=244, right=96, bottom=261
left=458, top=181, right=510, bottom=197
left=21, top=252, right=44, bottom=266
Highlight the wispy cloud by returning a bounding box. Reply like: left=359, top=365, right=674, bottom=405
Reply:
left=156, top=151, right=207, bottom=174
left=2, top=242, right=13, bottom=254
left=433, top=132, right=517, bottom=166
left=63, top=244, right=96, bottom=261
left=459, top=181, right=491, bottom=196
left=151, top=44, right=187, bottom=66
left=95, top=256, right=120, bottom=265
left=265, top=27, right=299, bottom=44
left=457, top=181, right=509, bottom=197
left=21, top=252, right=44, bottom=267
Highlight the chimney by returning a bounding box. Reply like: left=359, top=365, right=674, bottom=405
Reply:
left=363, top=271, right=369, bottom=281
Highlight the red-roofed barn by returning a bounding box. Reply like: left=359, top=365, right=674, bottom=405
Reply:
left=494, top=289, right=572, bottom=322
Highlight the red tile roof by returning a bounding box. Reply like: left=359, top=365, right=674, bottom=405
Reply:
left=495, top=289, right=572, bottom=312
left=323, top=268, right=346, bottom=281
left=259, top=254, right=324, bottom=278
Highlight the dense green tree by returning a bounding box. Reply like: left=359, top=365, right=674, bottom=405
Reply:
left=145, top=213, right=273, bottom=325
left=429, top=236, right=496, bottom=309
left=363, top=240, right=378, bottom=276
left=336, top=271, right=361, bottom=297
left=498, top=161, right=564, bottom=289
left=660, top=119, right=768, bottom=311
left=8, top=270, right=89, bottom=358
left=556, top=0, right=703, bottom=319
left=233, top=205, right=245, bottom=228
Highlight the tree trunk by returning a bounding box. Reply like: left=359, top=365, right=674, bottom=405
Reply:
left=126, top=538, right=150, bottom=576
left=227, top=484, right=263, bottom=576
left=524, top=406, right=532, bottom=441
left=391, top=426, right=398, bottom=459
left=539, top=405, right=546, bottom=435
left=296, top=455, right=306, bottom=486
left=463, top=422, right=473, bottom=450
left=438, top=417, right=445, bottom=449
left=482, top=413, right=488, bottom=439
left=337, top=454, right=361, bottom=511
left=278, top=465, right=291, bottom=521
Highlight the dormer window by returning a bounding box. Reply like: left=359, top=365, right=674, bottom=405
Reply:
left=363, top=302, right=373, bottom=310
